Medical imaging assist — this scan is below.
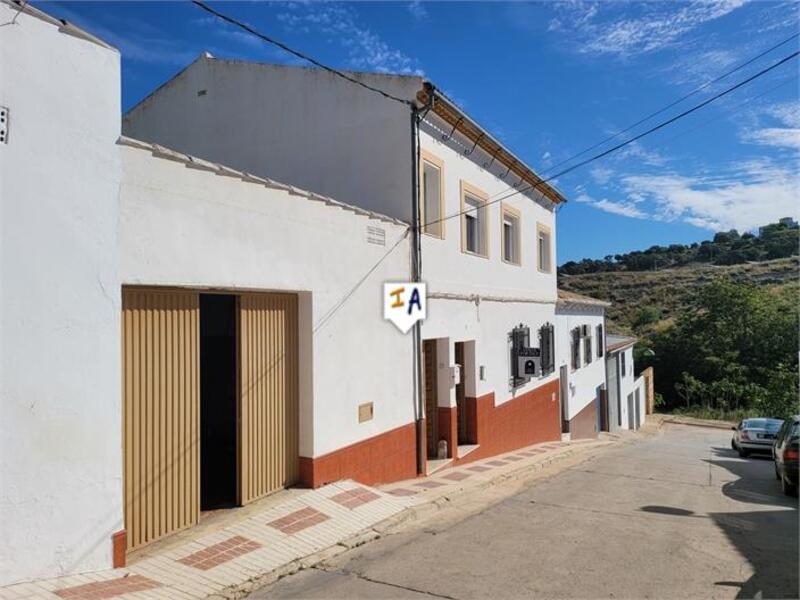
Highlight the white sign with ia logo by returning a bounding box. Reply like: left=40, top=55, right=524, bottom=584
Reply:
left=384, top=282, right=426, bottom=333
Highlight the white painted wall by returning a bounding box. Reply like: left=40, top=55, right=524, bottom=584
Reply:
left=119, top=143, right=414, bottom=458
left=0, top=4, right=122, bottom=585
left=555, top=305, right=606, bottom=420
left=607, top=346, right=638, bottom=431
left=418, top=119, right=559, bottom=408
left=122, top=56, right=419, bottom=223
left=423, top=298, right=559, bottom=407
left=419, top=124, right=558, bottom=300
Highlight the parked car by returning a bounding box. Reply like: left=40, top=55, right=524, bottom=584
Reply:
left=773, top=415, right=799, bottom=497
left=731, top=418, right=784, bottom=457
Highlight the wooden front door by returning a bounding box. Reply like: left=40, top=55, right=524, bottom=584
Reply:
left=423, top=340, right=438, bottom=458
left=122, top=288, right=200, bottom=551
left=239, top=293, right=299, bottom=504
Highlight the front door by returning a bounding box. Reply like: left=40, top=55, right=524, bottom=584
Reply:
left=422, top=340, right=438, bottom=458
left=627, top=393, right=635, bottom=429
left=455, top=342, right=467, bottom=445
left=559, top=365, right=569, bottom=433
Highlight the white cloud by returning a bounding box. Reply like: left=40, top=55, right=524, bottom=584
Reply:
left=590, top=166, right=613, bottom=184
left=407, top=1, right=428, bottom=21
left=621, top=160, right=800, bottom=231
left=743, top=128, right=800, bottom=150
left=740, top=100, right=800, bottom=150
left=548, top=0, right=748, bottom=58
left=542, top=151, right=552, bottom=160
left=277, top=4, right=422, bottom=75
left=575, top=193, right=647, bottom=219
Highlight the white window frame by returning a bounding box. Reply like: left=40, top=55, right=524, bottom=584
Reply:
left=501, top=203, right=522, bottom=266
left=537, top=222, right=552, bottom=273
left=460, top=181, right=489, bottom=258
left=420, top=149, right=445, bottom=239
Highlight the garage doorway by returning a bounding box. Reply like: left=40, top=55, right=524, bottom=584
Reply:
left=200, top=294, right=238, bottom=510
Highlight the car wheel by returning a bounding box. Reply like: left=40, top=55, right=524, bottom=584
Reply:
left=738, top=447, right=750, bottom=458
left=781, top=474, right=798, bottom=497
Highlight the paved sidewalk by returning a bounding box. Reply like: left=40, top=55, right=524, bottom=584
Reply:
left=0, top=436, right=614, bottom=600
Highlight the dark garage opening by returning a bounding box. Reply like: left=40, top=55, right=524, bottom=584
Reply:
left=200, top=294, right=238, bottom=510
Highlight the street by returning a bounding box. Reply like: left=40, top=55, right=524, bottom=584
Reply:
left=251, top=425, right=799, bottom=599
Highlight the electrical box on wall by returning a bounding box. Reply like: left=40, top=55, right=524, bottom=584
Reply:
left=451, top=364, right=461, bottom=386
left=518, top=355, right=541, bottom=378
left=358, top=402, right=374, bottom=423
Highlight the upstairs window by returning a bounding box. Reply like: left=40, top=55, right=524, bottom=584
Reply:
left=461, top=182, right=488, bottom=257
left=621, top=351, right=627, bottom=377
left=421, top=152, right=444, bottom=238
left=501, top=204, right=521, bottom=265
left=537, top=223, right=552, bottom=273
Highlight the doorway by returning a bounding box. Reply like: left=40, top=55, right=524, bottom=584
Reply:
left=455, top=342, right=467, bottom=445
left=559, top=365, right=570, bottom=433
left=422, top=340, right=438, bottom=458
left=200, top=294, right=238, bottom=510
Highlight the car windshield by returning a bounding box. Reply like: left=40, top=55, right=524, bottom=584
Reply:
left=744, top=418, right=783, bottom=432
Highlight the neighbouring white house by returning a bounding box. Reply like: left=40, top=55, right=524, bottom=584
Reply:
left=0, top=0, right=629, bottom=585
left=605, top=334, right=647, bottom=432
left=556, top=291, right=610, bottom=439
left=1, top=2, right=411, bottom=585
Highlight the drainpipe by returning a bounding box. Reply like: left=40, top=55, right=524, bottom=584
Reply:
left=410, top=103, right=425, bottom=476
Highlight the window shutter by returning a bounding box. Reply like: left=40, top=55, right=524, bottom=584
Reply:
left=571, top=327, right=581, bottom=370
left=597, top=324, right=604, bottom=357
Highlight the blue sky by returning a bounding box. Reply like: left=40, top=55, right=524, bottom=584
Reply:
left=39, top=1, right=799, bottom=264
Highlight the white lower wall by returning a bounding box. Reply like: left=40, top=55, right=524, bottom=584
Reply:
left=422, top=298, right=559, bottom=407
left=0, top=5, right=122, bottom=585
left=555, top=306, right=605, bottom=421
left=119, top=144, right=414, bottom=458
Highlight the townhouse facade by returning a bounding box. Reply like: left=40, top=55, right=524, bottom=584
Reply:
left=1, top=1, right=646, bottom=586
left=605, top=334, right=648, bottom=432
left=122, top=54, right=570, bottom=476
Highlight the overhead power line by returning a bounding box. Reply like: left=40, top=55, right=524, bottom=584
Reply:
left=421, top=50, right=799, bottom=231
left=539, top=31, right=799, bottom=177
left=191, top=0, right=413, bottom=107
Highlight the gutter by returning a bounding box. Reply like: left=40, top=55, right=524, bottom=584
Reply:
left=416, top=82, right=567, bottom=207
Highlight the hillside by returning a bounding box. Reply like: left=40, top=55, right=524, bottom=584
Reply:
left=558, top=256, right=799, bottom=334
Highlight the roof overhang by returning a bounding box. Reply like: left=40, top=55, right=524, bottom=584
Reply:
left=557, top=289, right=611, bottom=308
left=416, top=82, right=567, bottom=206
left=606, top=335, right=638, bottom=354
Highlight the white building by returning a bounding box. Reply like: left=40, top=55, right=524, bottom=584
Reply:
left=1, top=3, right=411, bottom=584
left=556, top=291, right=610, bottom=438
left=605, top=334, right=647, bottom=432
left=122, top=54, right=570, bottom=473
left=1, top=1, right=628, bottom=584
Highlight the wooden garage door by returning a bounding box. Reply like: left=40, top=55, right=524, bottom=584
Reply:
left=239, top=293, right=299, bottom=504
left=122, top=288, right=200, bottom=550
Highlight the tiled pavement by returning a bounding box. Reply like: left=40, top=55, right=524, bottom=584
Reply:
left=0, top=437, right=609, bottom=600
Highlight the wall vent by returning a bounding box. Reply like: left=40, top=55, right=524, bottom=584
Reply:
left=0, top=107, right=8, bottom=144
left=366, top=225, right=386, bottom=246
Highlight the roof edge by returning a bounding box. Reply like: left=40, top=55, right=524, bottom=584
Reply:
left=418, top=83, right=567, bottom=206
left=117, top=135, right=410, bottom=229
left=2, top=0, right=118, bottom=52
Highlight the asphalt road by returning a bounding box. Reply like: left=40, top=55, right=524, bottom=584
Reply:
left=251, top=425, right=799, bottom=599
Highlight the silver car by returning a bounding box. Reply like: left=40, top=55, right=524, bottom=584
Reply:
left=731, top=418, right=784, bottom=457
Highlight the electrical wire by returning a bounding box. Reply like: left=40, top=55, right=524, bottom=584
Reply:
left=539, top=31, right=800, bottom=177
left=420, top=49, right=799, bottom=232
left=191, top=0, right=414, bottom=107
